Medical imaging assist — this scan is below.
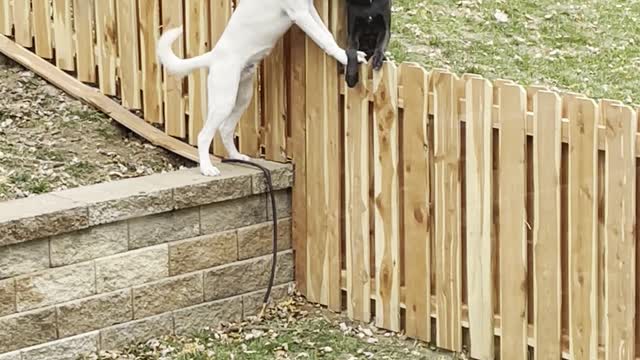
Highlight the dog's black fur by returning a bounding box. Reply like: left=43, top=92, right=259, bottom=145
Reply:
left=345, top=0, right=391, bottom=88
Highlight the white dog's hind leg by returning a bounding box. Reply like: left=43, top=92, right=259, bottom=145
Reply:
left=197, top=67, right=241, bottom=176
left=219, top=67, right=256, bottom=161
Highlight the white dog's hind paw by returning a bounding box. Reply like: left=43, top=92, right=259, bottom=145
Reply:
left=200, top=164, right=221, bottom=177
left=357, top=51, right=368, bottom=63
left=229, top=153, right=251, bottom=162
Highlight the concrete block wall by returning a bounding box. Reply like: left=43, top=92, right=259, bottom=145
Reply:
left=0, top=161, right=294, bottom=359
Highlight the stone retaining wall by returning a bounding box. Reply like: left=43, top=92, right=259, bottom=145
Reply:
left=0, top=161, right=294, bottom=360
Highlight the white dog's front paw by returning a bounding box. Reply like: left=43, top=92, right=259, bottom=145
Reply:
left=357, top=51, right=368, bottom=63
left=229, top=153, right=251, bottom=162
left=200, top=164, right=221, bottom=177
left=336, top=51, right=348, bottom=66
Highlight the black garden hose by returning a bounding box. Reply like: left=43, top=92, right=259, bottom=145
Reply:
left=221, top=158, right=278, bottom=309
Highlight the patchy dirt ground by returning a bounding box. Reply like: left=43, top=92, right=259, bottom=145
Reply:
left=0, top=59, right=194, bottom=201
left=82, top=293, right=460, bottom=360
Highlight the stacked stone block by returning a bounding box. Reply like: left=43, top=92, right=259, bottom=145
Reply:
left=0, top=161, right=293, bottom=359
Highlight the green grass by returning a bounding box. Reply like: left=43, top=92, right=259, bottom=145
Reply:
left=65, top=161, right=98, bottom=178
left=389, top=0, right=640, bottom=104
left=8, top=172, right=51, bottom=194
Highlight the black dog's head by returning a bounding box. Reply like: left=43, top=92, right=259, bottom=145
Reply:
left=345, top=0, right=391, bottom=87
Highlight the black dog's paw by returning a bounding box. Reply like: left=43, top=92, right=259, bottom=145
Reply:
left=371, top=50, right=385, bottom=70
left=345, top=48, right=359, bottom=88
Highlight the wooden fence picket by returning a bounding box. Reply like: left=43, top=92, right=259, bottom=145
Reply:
left=345, top=63, right=371, bottom=323
left=327, top=0, right=343, bottom=309
left=74, top=0, right=96, bottom=83
left=263, top=39, right=287, bottom=162
left=603, top=103, right=637, bottom=360
left=0, top=0, right=11, bottom=36
left=116, top=0, right=141, bottom=109
left=289, top=25, right=307, bottom=295
left=433, top=70, right=462, bottom=350
left=95, top=0, right=117, bottom=96
left=160, top=0, right=186, bottom=137
left=465, top=77, right=494, bottom=359
left=33, top=0, right=53, bottom=59
left=373, top=61, right=400, bottom=332
left=498, top=83, right=528, bottom=360
left=532, top=91, right=563, bottom=360
left=400, top=63, right=430, bottom=342
left=53, top=0, right=74, bottom=71
left=138, top=0, right=163, bottom=124
left=238, top=72, right=261, bottom=157
left=13, top=0, right=31, bottom=47
left=305, top=0, right=341, bottom=310
left=568, top=98, right=599, bottom=360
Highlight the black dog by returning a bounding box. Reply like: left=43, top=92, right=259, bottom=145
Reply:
left=345, top=0, right=391, bottom=88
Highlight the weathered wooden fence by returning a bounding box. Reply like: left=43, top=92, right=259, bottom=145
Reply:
left=2, top=1, right=640, bottom=359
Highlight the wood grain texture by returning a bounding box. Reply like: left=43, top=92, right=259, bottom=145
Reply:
left=433, top=70, right=462, bottom=351
left=373, top=61, right=400, bottom=331
left=498, top=83, right=528, bottom=360
left=95, top=0, right=118, bottom=96
left=568, top=98, right=599, bottom=360
left=185, top=0, right=208, bottom=144
left=289, top=25, right=307, bottom=295
left=238, top=70, right=261, bottom=156
left=0, top=0, right=11, bottom=36
left=400, top=63, right=430, bottom=341
left=603, top=103, right=636, bottom=360
left=532, top=91, right=563, bottom=360
left=464, top=77, right=494, bottom=359
left=13, top=0, right=31, bottom=47
left=53, top=0, right=74, bottom=71
left=326, top=0, right=342, bottom=313
left=304, top=28, right=327, bottom=306
left=73, top=0, right=96, bottom=83
left=33, top=0, right=53, bottom=58
left=138, top=0, right=163, bottom=124
left=345, top=62, right=371, bottom=323
left=160, top=0, right=186, bottom=137
left=304, top=0, right=340, bottom=310
left=263, top=39, right=287, bottom=161
left=116, top=0, right=141, bottom=108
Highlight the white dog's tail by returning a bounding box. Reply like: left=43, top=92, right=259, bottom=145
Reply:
left=156, top=26, right=212, bottom=77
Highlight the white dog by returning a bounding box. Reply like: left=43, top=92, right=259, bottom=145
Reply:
left=157, top=0, right=366, bottom=176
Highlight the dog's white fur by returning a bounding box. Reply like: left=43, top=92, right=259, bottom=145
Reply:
left=157, top=0, right=365, bottom=176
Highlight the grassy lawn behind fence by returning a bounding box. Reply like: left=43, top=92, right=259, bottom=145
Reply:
left=389, top=0, right=640, bottom=104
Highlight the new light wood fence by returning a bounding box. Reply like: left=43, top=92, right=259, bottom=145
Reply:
left=288, top=5, right=640, bottom=360
left=305, top=63, right=639, bottom=360
left=2, top=1, right=640, bottom=359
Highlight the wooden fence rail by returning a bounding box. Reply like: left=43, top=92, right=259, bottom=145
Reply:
left=2, top=1, right=640, bottom=359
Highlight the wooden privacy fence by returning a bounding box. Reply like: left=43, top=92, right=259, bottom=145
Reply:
left=288, top=5, right=640, bottom=360
left=297, top=63, right=640, bottom=360
left=0, top=0, right=291, bottom=161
